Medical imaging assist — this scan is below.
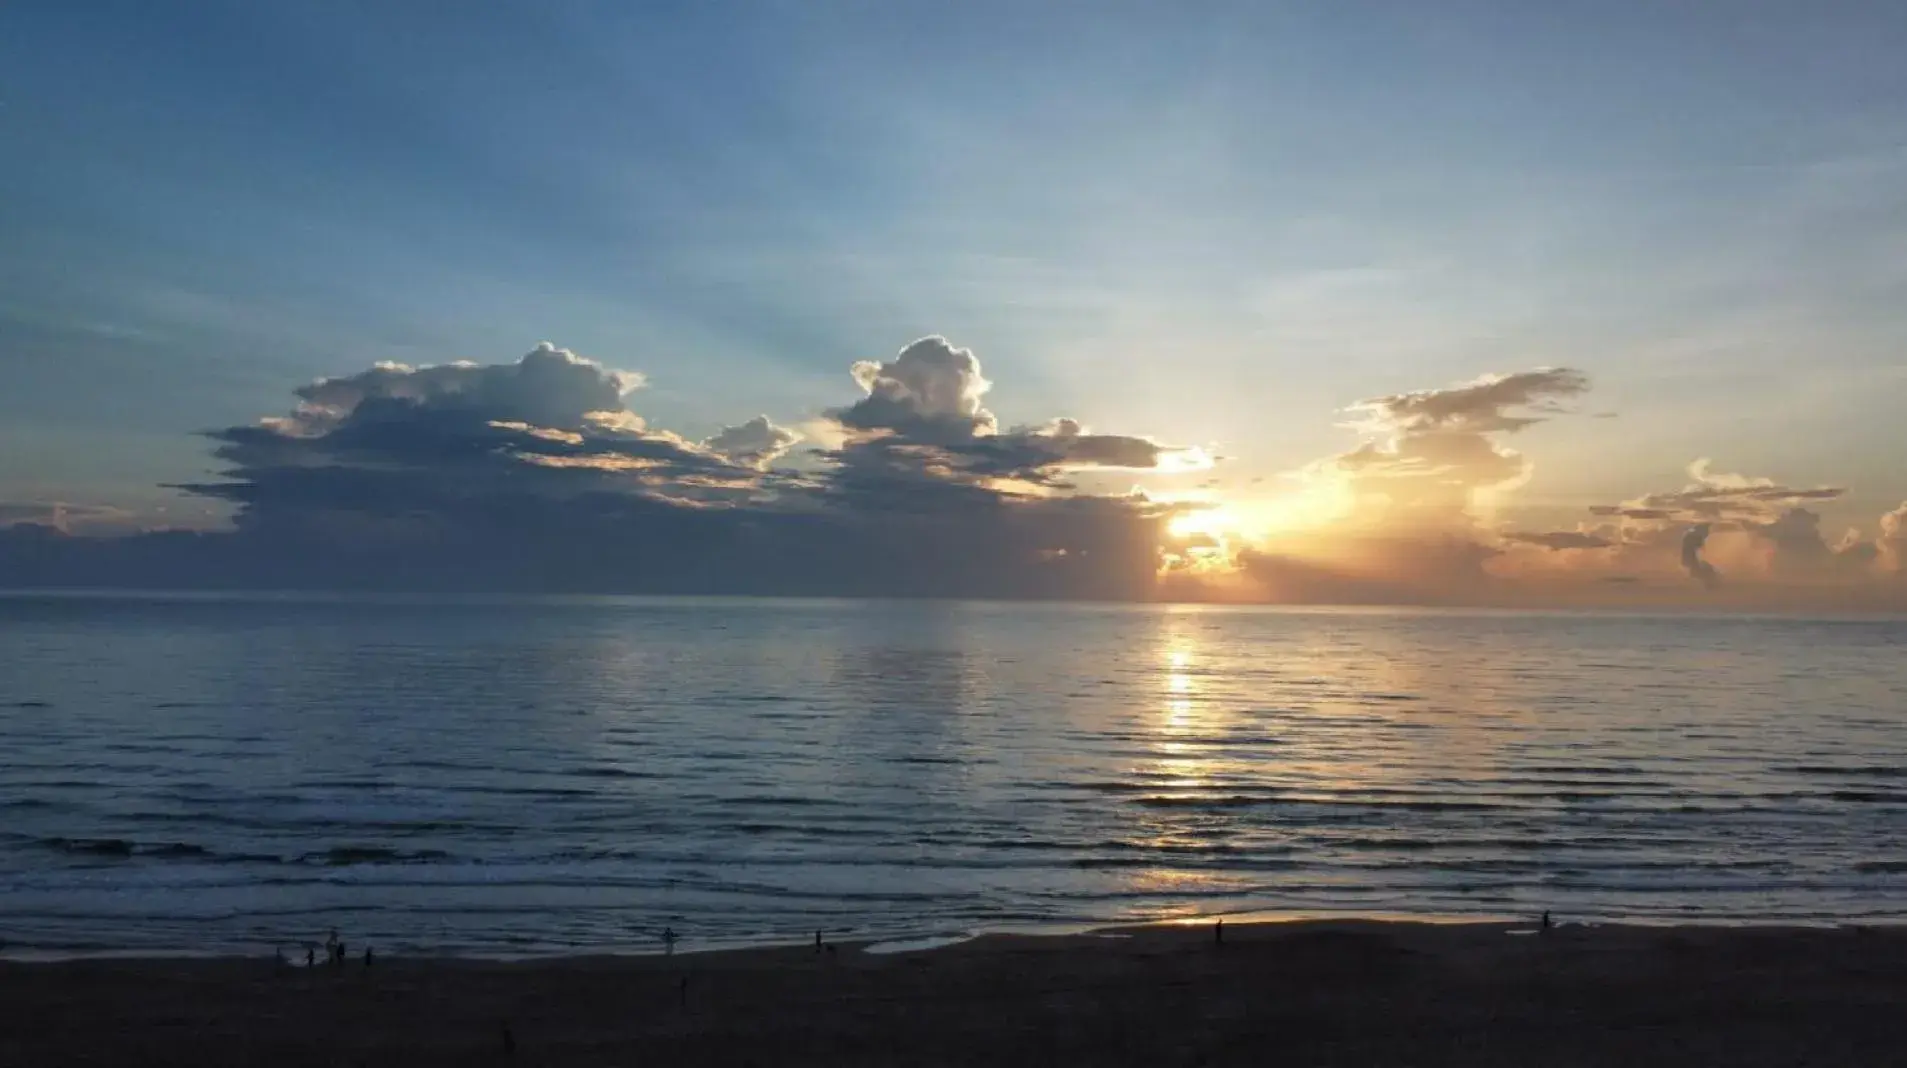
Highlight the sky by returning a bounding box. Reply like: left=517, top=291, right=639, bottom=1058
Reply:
left=3, top=2, right=1906, bottom=606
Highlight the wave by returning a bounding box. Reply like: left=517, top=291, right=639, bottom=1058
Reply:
left=298, top=846, right=452, bottom=866
left=1781, top=765, right=1907, bottom=779
left=36, top=837, right=136, bottom=857
left=1322, top=836, right=1479, bottom=852
left=1132, top=794, right=1510, bottom=812
left=118, top=811, right=508, bottom=835
left=21, top=837, right=458, bottom=867
left=1315, top=833, right=1680, bottom=853
left=910, top=836, right=1076, bottom=851
left=1068, top=856, right=1167, bottom=869
left=23, top=837, right=274, bottom=862
left=1069, top=855, right=1300, bottom=872
left=566, top=767, right=662, bottom=780
left=711, top=822, right=872, bottom=839
left=1514, top=765, right=1648, bottom=777
left=145, top=843, right=215, bottom=859
left=1364, top=858, right=1798, bottom=875
left=710, top=795, right=853, bottom=808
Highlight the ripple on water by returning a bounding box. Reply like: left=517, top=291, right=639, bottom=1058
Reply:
left=3, top=598, right=1906, bottom=955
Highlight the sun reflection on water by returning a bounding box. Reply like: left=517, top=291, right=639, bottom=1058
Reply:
left=1112, top=608, right=1560, bottom=925
left=1109, top=614, right=1254, bottom=919
left=1154, top=631, right=1207, bottom=780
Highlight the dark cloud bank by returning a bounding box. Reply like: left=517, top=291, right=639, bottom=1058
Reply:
left=4, top=339, right=1902, bottom=606
left=0, top=339, right=1195, bottom=600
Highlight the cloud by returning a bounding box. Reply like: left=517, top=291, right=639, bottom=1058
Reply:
left=0, top=501, right=141, bottom=536
left=1881, top=502, right=1907, bottom=573
left=1681, top=523, right=1721, bottom=588
left=1564, top=460, right=1892, bottom=590
left=178, top=344, right=767, bottom=532
left=7, top=340, right=1903, bottom=610
left=1746, top=507, right=1881, bottom=577
left=1211, top=365, right=1595, bottom=603
left=1588, top=506, right=1676, bottom=520
left=1317, top=367, right=1590, bottom=529
left=3, top=337, right=1199, bottom=600
left=831, top=335, right=998, bottom=442
left=1226, top=532, right=1504, bottom=605
left=704, top=416, right=801, bottom=468
left=818, top=338, right=1206, bottom=503
left=1344, top=368, right=1592, bottom=436
left=1018, top=418, right=1177, bottom=470
left=1611, top=459, right=1847, bottom=524
left=273, top=341, right=644, bottom=436
left=1833, top=527, right=1880, bottom=571
left=1502, top=530, right=1613, bottom=551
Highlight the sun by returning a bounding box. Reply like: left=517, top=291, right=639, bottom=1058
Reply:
left=1164, top=494, right=1342, bottom=547
left=1163, top=481, right=1358, bottom=548
left=1167, top=506, right=1239, bottom=542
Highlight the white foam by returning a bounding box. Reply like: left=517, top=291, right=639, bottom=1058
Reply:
left=862, top=933, right=973, bottom=955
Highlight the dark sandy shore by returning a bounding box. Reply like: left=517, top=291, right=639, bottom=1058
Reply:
left=5, top=920, right=1906, bottom=1066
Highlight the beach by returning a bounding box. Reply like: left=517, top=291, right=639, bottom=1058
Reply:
left=7, top=920, right=1906, bottom=1066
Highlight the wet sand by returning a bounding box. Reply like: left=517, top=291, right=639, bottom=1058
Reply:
left=5, top=920, right=1906, bottom=1066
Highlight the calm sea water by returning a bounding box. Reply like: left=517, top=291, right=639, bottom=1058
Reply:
left=2, top=593, right=1905, bottom=956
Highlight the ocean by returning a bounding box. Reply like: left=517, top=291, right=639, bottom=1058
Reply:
left=2, top=592, right=1904, bottom=957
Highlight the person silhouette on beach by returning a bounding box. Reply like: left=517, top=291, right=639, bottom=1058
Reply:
left=663, top=926, right=677, bottom=956
left=815, top=929, right=823, bottom=952
left=1541, top=911, right=1553, bottom=932
left=1215, top=919, right=1224, bottom=945
left=363, top=945, right=374, bottom=968
left=305, top=946, right=315, bottom=968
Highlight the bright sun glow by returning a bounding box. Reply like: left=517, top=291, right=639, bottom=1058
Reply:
left=1164, top=480, right=1358, bottom=550
left=1168, top=506, right=1239, bottom=541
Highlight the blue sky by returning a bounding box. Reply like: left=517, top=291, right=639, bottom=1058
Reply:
left=4, top=1, right=1906, bottom=538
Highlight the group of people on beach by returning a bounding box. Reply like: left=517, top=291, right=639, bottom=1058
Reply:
left=272, top=913, right=1563, bottom=969
left=275, top=929, right=371, bottom=970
